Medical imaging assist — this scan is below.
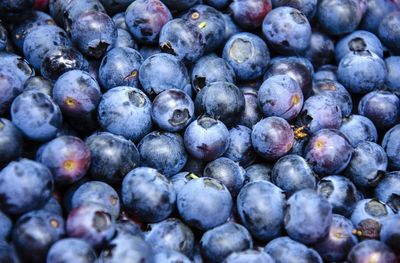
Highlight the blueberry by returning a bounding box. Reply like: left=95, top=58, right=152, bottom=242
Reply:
left=200, top=222, right=252, bottom=263
left=139, top=53, right=190, bottom=96
left=258, top=75, right=303, bottom=120
left=262, top=7, right=311, bottom=54
left=0, top=211, right=12, bottom=241
left=272, top=0, right=317, bottom=20
left=304, top=30, right=335, bottom=68
left=223, top=125, right=256, bottom=167
left=13, top=209, right=65, bottom=263
left=66, top=203, right=116, bottom=248
left=112, top=12, right=128, bottom=30
left=112, top=28, right=138, bottom=49
left=317, top=175, right=360, bottom=217
left=223, top=32, right=270, bottom=81
left=378, top=11, right=400, bottom=54
left=251, top=117, right=294, bottom=160
left=170, top=172, right=200, bottom=194
left=238, top=87, right=263, bottom=128
left=347, top=240, right=397, bottom=263
left=244, top=163, right=272, bottom=184
left=145, top=218, right=195, bottom=257
left=154, top=249, right=192, bottom=263
left=204, top=0, right=230, bottom=9
left=375, top=172, right=400, bottom=213
left=0, top=118, right=23, bottom=167
left=115, top=218, right=144, bottom=238
left=139, top=45, right=161, bottom=59
left=177, top=177, right=233, bottom=230
left=339, top=115, right=378, bottom=147
left=360, top=0, right=399, bottom=34
left=230, top=0, right=272, bottom=29
left=160, top=0, right=198, bottom=11
left=70, top=181, right=120, bottom=218
left=317, top=0, right=363, bottom=35
left=99, top=47, right=143, bottom=91
left=99, top=0, right=133, bottom=15
left=138, top=131, right=188, bottom=176
left=237, top=181, right=285, bottom=241
left=122, top=167, right=176, bottom=223
left=385, top=56, right=400, bottom=96
left=151, top=89, right=194, bottom=132
left=313, top=64, right=337, bottom=83
left=382, top=124, right=400, bottom=170
left=0, top=0, right=35, bottom=22
left=183, top=116, right=230, bottom=161
left=223, top=249, right=275, bottom=263
left=0, top=50, right=35, bottom=86
left=0, top=68, right=26, bottom=116
left=380, top=214, right=400, bottom=253
left=345, top=141, right=387, bottom=189
left=358, top=90, right=400, bottom=130
left=221, top=13, right=242, bottom=42
left=97, top=86, right=152, bottom=142
left=47, top=238, right=97, bottom=263
left=41, top=197, right=63, bottom=216
left=0, top=241, right=19, bottom=263
left=0, top=159, right=53, bottom=215
left=85, top=132, right=140, bottom=184
left=338, top=51, right=387, bottom=94
left=71, top=11, right=117, bottom=58
left=159, top=18, right=206, bottom=63
left=314, top=214, right=358, bottom=262
left=264, top=236, right=323, bottom=263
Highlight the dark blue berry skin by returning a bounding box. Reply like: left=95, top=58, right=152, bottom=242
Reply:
left=0, top=241, right=20, bottom=263
left=85, top=132, right=140, bottom=184
left=171, top=172, right=200, bottom=194
left=100, top=232, right=154, bottom=263
left=375, top=172, right=400, bottom=213
left=47, top=238, right=97, bottom=263
left=264, top=56, right=313, bottom=97
left=345, top=142, right=387, bottom=189
left=347, top=240, right=397, bottom=263
left=304, top=129, right=352, bottom=176
left=183, top=5, right=225, bottom=53
left=0, top=0, right=34, bottom=22
left=138, top=131, right=188, bottom=176
left=191, top=54, right=236, bottom=93
left=0, top=211, right=12, bottom=241
left=264, top=236, right=323, bottom=263
left=160, top=0, right=198, bottom=11
left=22, top=24, right=71, bottom=71
left=317, top=0, right=363, bottom=35
left=0, top=118, right=23, bottom=167
left=11, top=90, right=63, bottom=142
left=145, top=218, right=195, bottom=257
left=42, top=197, right=63, bottom=216
left=314, top=214, right=358, bottom=262
left=244, top=163, right=272, bottom=184
left=112, top=28, right=138, bottom=49
left=41, top=46, right=89, bottom=82
left=159, top=18, right=205, bottom=64
left=262, top=7, right=311, bottom=54
left=99, top=0, right=132, bottom=15
left=0, top=159, right=53, bottom=215
left=382, top=124, right=400, bottom=170
left=304, top=30, right=335, bottom=69
left=272, top=154, right=316, bottom=196
left=0, top=51, right=35, bottom=87
left=139, top=53, right=190, bottom=96
left=11, top=11, right=55, bottom=51
left=99, top=47, right=143, bottom=91
left=224, top=125, right=256, bottom=167
left=122, top=167, right=176, bottom=223
left=360, top=0, right=399, bottom=34
left=203, top=157, right=245, bottom=196
left=204, top=0, right=229, bottom=9
left=195, top=81, right=245, bottom=127
left=379, top=12, right=400, bottom=54
left=335, top=30, right=383, bottom=63
left=312, top=80, right=353, bottom=117
left=223, top=32, right=270, bottom=81
left=151, top=89, right=194, bottom=132
left=385, top=56, right=400, bottom=96
left=272, top=0, right=317, bottom=19
left=350, top=199, right=394, bottom=234
left=238, top=87, right=262, bottom=129
left=338, top=51, right=387, bottom=94
left=53, top=70, right=102, bottom=133
left=298, top=95, right=342, bottom=134
left=224, top=250, right=275, bottom=263
left=125, top=0, right=172, bottom=45
left=200, top=222, right=252, bottom=263
left=358, top=90, right=400, bottom=131
left=177, top=177, right=233, bottom=231
left=13, top=210, right=65, bottom=263
left=237, top=181, right=285, bottom=241
left=229, top=0, right=272, bottom=29
left=36, top=136, right=91, bottom=185
left=184, top=116, right=230, bottom=161
left=258, top=75, right=303, bottom=121
left=251, top=117, right=294, bottom=160
left=339, top=115, right=378, bottom=148
left=221, top=13, right=242, bottom=43
left=317, top=175, right=360, bottom=217
left=380, top=214, right=400, bottom=253
left=71, top=11, right=117, bottom=59
left=70, top=181, right=120, bottom=218
left=98, top=86, right=152, bottom=142
left=115, top=219, right=144, bottom=238
left=66, top=203, right=116, bottom=248
left=0, top=67, right=25, bottom=116
left=285, top=189, right=332, bottom=244
left=139, top=45, right=161, bottom=59
left=313, top=65, right=337, bottom=83
left=153, top=249, right=190, bottom=263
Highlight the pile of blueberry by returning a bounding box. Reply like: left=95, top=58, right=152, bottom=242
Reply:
left=1, top=0, right=400, bottom=262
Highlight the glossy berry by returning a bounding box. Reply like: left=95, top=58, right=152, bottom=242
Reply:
left=339, top=115, right=378, bottom=147
left=223, top=125, right=256, bottom=167
left=230, top=0, right=272, bottom=29
left=238, top=87, right=263, bottom=129
left=347, top=240, right=397, bottom=263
